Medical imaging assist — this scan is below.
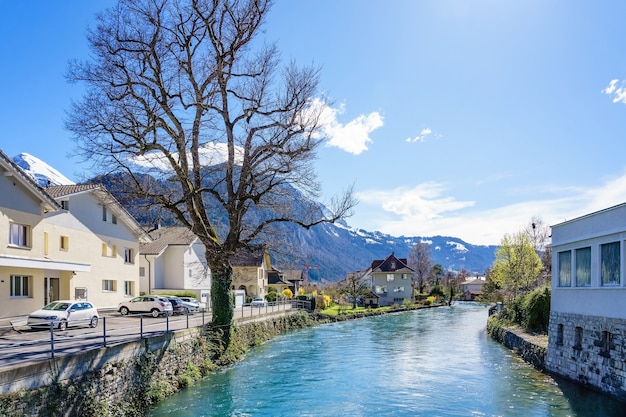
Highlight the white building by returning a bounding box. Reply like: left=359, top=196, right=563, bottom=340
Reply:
left=546, top=202, right=626, bottom=400
left=0, top=149, right=149, bottom=317
left=139, top=226, right=211, bottom=306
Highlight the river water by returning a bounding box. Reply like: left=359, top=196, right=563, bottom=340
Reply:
left=149, top=302, right=625, bottom=416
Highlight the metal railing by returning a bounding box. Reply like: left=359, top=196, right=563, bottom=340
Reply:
left=0, top=300, right=310, bottom=368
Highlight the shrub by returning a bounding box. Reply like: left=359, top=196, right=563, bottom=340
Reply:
left=522, top=287, right=551, bottom=333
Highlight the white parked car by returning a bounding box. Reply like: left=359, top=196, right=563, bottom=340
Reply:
left=27, top=300, right=99, bottom=330
left=118, top=296, right=173, bottom=317
left=251, top=297, right=267, bottom=307
left=178, top=296, right=201, bottom=313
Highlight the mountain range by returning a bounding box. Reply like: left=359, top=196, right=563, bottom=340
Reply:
left=13, top=152, right=497, bottom=281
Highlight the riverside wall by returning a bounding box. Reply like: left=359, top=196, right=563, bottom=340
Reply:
left=0, top=311, right=318, bottom=417
left=486, top=320, right=547, bottom=370
left=545, top=311, right=626, bottom=401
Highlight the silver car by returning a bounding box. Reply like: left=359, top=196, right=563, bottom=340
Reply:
left=178, top=296, right=201, bottom=313
left=28, top=300, right=99, bottom=330
left=118, top=295, right=173, bottom=317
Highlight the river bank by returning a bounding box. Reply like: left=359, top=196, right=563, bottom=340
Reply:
left=0, top=303, right=439, bottom=416
left=486, top=317, right=548, bottom=370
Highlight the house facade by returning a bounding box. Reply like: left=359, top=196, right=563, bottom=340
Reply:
left=0, top=150, right=149, bottom=317
left=139, top=226, right=211, bottom=307
left=363, top=253, right=413, bottom=306
left=230, top=247, right=271, bottom=300
left=43, top=184, right=150, bottom=310
left=546, top=202, right=626, bottom=400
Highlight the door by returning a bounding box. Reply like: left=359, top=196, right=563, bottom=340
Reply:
left=44, top=277, right=60, bottom=305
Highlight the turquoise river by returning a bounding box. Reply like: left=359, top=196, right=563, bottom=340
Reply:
left=149, top=302, right=625, bottom=416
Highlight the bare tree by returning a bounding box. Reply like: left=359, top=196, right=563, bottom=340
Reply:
left=65, top=0, right=355, bottom=346
left=341, top=271, right=369, bottom=309
left=524, top=216, right=552, bottom=287
left=524, top=216, right=550, bottom=254
left=408, top=241, right=433, bottom=296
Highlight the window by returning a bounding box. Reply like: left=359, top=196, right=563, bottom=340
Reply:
left=75, top=287, right=88, bottom=300
left=139, top=267, right=145, bottom=277
left=401, top=274, right=409, bottom=280
left=374, top=286, right=387, bottom=294
left=124, top=281, right=134, bottom=296
left=600, top=330, right=611, bottom=357
left=558, top=251, right=571, bottom=287
left=9, top=223, right=29, bottom=248
left=124, top=248, right=134, bottom=264
left=102, top=206, right=107, bottom=221
left=387, top=274, right=394, bottom=282
left=60, top=236, right=69, bottom=251
left=10, top=275, right=30, bottom=297
left=574, top=326, right=583, bottom=350
left=60, top=200, right=69, bottom=210
left=575, top=247, right=591, bottom=287
left=391, top=261, right=396, bottom=270
left=393, top=286, right=405, bottom=292
left=102, top=243, right=117, bottom=257
left=556, top=324, right=564, bottom=346
left=601, top=242, right=620, bottom=286
left=112, top=214, right=117, bottom=224
left=102, top=280, right=117, bottom=292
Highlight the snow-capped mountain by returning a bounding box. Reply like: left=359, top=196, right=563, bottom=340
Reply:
left=12, top=153, right=75, bottom=187
left=13, top=152, right=497, bottom=279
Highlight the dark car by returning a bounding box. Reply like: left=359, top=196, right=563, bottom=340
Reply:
left=165, top=296, right=185, bottom=315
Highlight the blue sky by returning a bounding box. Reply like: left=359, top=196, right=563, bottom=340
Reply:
left=3, top=1, right=626, bottom=246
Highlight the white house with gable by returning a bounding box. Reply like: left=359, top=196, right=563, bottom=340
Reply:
left=139, top=226, right=211, bottom=306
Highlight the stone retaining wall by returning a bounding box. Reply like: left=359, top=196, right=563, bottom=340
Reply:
left=545, top=311, right=626, bottom=400
left=0, top=311, right=317, bottom=417
left=486, top=320, right=547, bottom=370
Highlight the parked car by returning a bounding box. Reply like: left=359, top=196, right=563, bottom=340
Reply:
left=251, top=297, right=267, bottom=307
left=164, top=296, right=185, bottom=315
left=27, top=300, right=99, bottom=330
left=178, top=296, right=201, bottom=313
left=118, top=296, right=173, bottom=317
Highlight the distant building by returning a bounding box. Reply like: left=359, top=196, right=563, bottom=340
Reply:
left=460, top=277, right=486, bottom=301
left=546, top=202, right=626, bottom=400
left=362, top=253, right=414, bottom=306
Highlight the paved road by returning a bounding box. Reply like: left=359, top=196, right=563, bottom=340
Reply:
left=0, top=303, right=293, bottom=368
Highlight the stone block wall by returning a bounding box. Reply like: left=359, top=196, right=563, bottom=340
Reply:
left=545, top=311, right=626, bottom=400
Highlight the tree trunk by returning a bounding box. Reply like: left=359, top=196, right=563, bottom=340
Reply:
left=208, top=254, right=234, bottom=346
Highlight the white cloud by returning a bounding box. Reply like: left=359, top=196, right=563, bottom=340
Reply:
left=357, top=182, right=475, bottom=222
left=602, top=79, right=626, bottom=104
left=352, top=171, right=626, bottom=246
left=313, top=100, right=383, bottom=155
left=406, top=128, right=438, bottom=143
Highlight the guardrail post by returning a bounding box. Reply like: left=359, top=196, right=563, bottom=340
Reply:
left=186, top=309, right=189, bottom=329
left=49, top=322, right=55, bottom=359
left=140, top=314, right=144, bottom=339
left=103, top=316, right=107, bottom=347
left=166, top=312, right=170, bottom=333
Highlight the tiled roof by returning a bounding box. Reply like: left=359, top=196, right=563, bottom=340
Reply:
left=281, top=269, right=303, bottom=282
left=45, top=184, right=99, bottom=198
left=371, top=252, right=412, bottom=272
left=141, top=226, right=198, bottom=255
left=230, top=246, right=265, bottom=267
